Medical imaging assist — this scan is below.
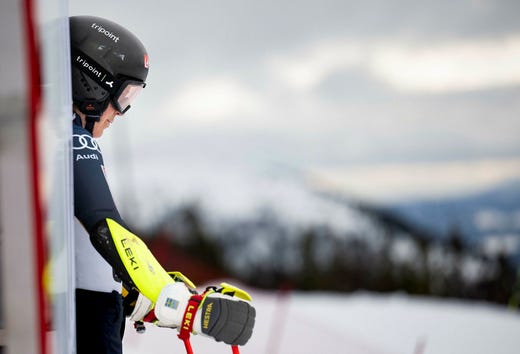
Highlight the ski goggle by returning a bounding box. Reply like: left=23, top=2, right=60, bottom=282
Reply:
left=111, top=80, right=146, bottom=114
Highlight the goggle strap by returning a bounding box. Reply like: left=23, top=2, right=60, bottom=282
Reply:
left=71, top=47, right=118, bottom=94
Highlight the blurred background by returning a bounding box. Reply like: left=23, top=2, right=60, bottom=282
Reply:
left=69, top=0, right=520, bottom=308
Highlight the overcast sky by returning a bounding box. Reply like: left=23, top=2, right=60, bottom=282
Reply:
left=70, top=0, right=520, bottom=206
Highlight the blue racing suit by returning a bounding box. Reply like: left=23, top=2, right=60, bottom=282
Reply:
left=72, top=114, right=125, bottom=354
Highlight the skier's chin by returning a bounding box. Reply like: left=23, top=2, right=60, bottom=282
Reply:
left=93, top=130, right=105, bottom=139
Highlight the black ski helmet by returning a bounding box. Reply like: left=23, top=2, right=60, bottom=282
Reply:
left=69, top=16, right=149, bottom=118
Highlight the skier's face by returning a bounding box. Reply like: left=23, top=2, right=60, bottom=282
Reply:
left=92, top=103, right=122, bottom=138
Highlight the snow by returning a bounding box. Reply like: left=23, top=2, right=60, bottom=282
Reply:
left=481, top=234, right=520, bottom=257
left=112, top=157, right=369, bottom=237
left=474, top=209, right=520, bottom=232
left=122, top=286, right=520, bottom=354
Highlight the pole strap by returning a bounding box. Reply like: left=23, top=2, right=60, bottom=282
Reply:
left=177, top=294, right=203, bottom=354
left=177, top=291, right=241, bottom=354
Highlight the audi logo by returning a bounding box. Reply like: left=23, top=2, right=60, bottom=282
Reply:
left=73, top=134, right=100, bottom=152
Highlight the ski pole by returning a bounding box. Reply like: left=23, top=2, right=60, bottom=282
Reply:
left=175, top=284, right=251, bottom=354
left=178, top=332, right=240, bottom=354
left=180, top=337, right=194, bottom=354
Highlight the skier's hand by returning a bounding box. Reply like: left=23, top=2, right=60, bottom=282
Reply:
left=154, top=282, right=256, bottom=346
left=197, top=285, right=256, bottom=345
left=123, top=271, right=196, bottom=327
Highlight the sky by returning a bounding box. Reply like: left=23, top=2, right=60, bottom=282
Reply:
left=69, top=0, right=520, bottom=208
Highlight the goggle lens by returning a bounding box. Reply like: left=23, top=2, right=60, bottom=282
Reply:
left=114, top=81, right=145, bottom=114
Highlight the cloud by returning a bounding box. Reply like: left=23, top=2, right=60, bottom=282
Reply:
left=371, top=36, right=520, bottom=92
left=268, top=39, right=364, bottom=91
left=309, top=158, right=520, bottom=203
left=159, top=76, right=263, bottom=124
left=268, top=35, right=520, bottom=93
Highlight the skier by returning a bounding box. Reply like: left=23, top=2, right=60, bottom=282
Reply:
left=70, top=15, right=255, bottom=354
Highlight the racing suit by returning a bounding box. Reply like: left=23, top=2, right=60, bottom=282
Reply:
left=72, top=114, right=125, bottom=354
left=71, top=114, right=255, bottom=352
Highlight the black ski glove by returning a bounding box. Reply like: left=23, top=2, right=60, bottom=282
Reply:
left=129, top=281, right=256, bottom=346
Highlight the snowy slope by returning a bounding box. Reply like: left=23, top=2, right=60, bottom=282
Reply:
left=122, top=285, right=520, bottom=354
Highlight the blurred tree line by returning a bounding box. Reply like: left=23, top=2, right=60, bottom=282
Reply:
left=139, top=202, right=519, bottom=307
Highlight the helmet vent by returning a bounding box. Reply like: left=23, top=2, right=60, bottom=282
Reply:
left=82, top=80, right=91, bottom=92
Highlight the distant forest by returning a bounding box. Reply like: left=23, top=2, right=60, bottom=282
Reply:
left=139, top=202, right=520, bottom=307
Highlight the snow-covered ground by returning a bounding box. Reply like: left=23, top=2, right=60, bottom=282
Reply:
left=123, top=284, right=520, bottom=354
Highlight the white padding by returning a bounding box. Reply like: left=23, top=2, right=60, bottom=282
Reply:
left=154, top=282, right=192, bottom=327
